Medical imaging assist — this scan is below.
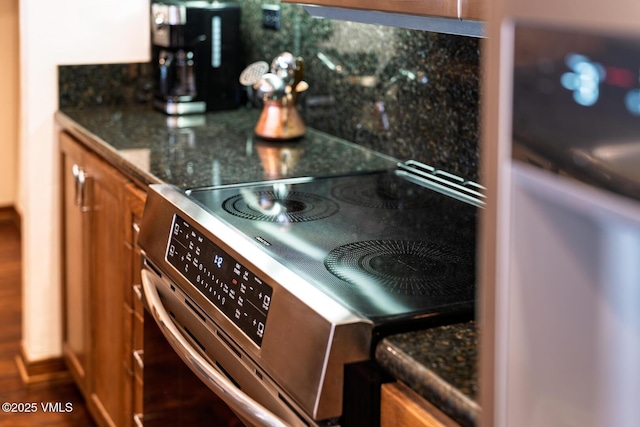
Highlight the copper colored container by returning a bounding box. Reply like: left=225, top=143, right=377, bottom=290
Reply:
left=254, top=100, right=306, bottom=141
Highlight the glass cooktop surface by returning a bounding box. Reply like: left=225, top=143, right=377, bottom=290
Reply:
left=187, top=170, right=479, bottom=325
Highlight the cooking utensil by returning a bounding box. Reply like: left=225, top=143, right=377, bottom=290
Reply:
left=270, top=52, right=297, bottom=86
left=239, top=61, right=269, bottom=86
left=254, top=73, right=286, bottom=102
left=253, top=53, right=309, bottom=140
left=293, top=57, right=304, bottom=86
left=295, top=80, right=309, bottom=93
left=291, top=57, right=305, bottom=104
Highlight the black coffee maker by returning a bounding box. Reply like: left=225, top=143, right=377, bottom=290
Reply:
left=151, top=1, right=242, bottom=115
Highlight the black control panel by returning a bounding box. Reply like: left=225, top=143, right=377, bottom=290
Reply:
left=166, top=215, right=273, bottom=346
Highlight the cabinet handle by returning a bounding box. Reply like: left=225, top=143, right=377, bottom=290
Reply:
left=72, top=164, right=82, bottom=206
left=133, top=349, right=144, bottom=369
left=78, top=169, right=88, bottom=211
left=72, top=164, right=89, bottom=211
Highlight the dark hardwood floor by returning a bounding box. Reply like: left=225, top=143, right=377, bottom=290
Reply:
left=0, top=220, right=95, bottom=427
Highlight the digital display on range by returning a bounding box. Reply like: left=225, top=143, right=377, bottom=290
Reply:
left=166, top=215, right=272, bottom=346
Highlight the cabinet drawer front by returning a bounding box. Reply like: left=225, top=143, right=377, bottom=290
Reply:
left=461, top=0, right=484, bottom=20
left=381, top=382, right=459, bottom=427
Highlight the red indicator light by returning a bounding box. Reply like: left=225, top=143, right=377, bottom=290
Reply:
left=604, top=66, right=635, bottom=88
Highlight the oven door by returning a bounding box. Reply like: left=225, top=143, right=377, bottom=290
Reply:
left=140, top=290, right=244, bottom=427
left=140, top=260, right=313, bottom=427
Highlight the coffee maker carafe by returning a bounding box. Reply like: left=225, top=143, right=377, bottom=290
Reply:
left=151, top=1, right=242, bottom=115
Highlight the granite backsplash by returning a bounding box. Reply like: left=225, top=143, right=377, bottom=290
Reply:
left=58, top=2, right=481, bottom=181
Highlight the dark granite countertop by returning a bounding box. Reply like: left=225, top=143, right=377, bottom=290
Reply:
left=55, top=105, right=399, bottom=190
left=376, top=321, right=479, bottom=426
left=55, top=104, right=479, bottom=426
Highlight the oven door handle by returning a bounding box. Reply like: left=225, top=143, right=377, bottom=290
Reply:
left=141, top=270, right=290, bottom=427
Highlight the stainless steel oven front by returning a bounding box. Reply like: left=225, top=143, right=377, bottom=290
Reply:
left=140, top=262, right=319, bottom=427
left=138, top=289, right=245, bottom=427
left=138, top=184, right=374, bottom=427
left=137, top=163, right=482, bottom=426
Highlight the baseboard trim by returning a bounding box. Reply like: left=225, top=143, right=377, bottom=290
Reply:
left=0, top=206, right=21, bottom=230
left=15, top=344, right=71, bottom=386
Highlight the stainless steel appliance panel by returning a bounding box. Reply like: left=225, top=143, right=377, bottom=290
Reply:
left=138, top=184, right=372, bottom=422
left=140, top=291, right=245, bottom=427
left=142, top=267, right=311, bottom=426
left=512, top=23, right=640, bottom=201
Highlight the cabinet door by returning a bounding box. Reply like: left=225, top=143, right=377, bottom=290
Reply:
left=281, top=0, right=458, bottom=19
left=84, top=150, right=130, bottom=427
left=60, top=131, right=144, bottom=426
left=60, top=132, right=92, bottom=397
left=381, top=382, right=459, bottom=427
left=460, top=0, right=484, bottom=20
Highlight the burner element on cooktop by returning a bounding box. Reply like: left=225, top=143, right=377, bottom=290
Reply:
left=331, top=175, right=435, bottom=209
left=223, top=191, right=339, bottom=223
left=324, top=240, right=474, bottom=296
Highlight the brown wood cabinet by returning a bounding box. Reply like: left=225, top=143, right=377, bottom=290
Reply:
left=60, top=131, right=147, bottom=427
left=381, top=382, right=460, bottom=427
left=60, top=132, right=92, bottom=397
left=461, top=0, right=484, bottom=20
left=282, top=0, right=485, bottom=21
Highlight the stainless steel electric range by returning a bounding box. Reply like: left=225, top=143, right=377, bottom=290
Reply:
left=138, top=161, right=484, bottom=427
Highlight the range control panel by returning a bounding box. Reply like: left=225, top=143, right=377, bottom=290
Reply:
left=166, top=214, right=272, bottom=346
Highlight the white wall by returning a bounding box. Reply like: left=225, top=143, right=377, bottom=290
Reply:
left=19, top=0, right=149, bottom=361
left=0, top=0, right=19, bottom=208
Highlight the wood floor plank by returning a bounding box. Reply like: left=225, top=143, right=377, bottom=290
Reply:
left=0, top=220, right=95, bottom=427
